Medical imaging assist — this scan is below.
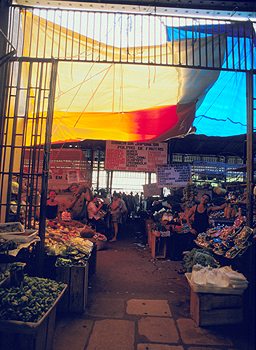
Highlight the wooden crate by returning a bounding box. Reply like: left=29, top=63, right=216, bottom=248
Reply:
left=88, top=245, right=97, bottom=277
left=56, top=263, right=89, bottom=313
left=150, top=231, right=167, bottom=259
left=190, top=289, right=244, bottom=326
left=145, top=219, right=154, bottom=246
left=0, top=286, right=66, bottom=350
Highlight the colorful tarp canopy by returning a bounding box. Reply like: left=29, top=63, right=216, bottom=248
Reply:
left=166, top=23, right=256, bottom=137
left=20, top=12, right=255, bottom=143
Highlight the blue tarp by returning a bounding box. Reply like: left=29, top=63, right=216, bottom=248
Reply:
left=166, top=22, right=256, bottom=137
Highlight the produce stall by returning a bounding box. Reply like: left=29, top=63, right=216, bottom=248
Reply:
left=194, top=216, right=253, bottom=259
left=186, top=265, right=248, bottom=326
left=44, top=219, right=102, bottom=313
left=0, top=261, right=67, bottom=350
left=0, top=222, right=40, bottom=275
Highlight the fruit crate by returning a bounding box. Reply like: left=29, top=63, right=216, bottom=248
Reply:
left=190, top=288, right=244, bottom=326
left=0, top=286, right=67, bottom=350
left=150, top=231, right=167, bottom=259
left=55, top=263, right=89, bottom=313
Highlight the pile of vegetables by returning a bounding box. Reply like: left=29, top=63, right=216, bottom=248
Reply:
left=0, top=276, right=65, bottom=322
left=0, top=223, right=23, bottom=233
left=55, top=256, right=87, bottom=267
left=45, top=237, right=93, bottom=258
left=0, top=239, right=17, bottom=253
left=0, top=270, right=9, bottom=283
left=182, top=248, right=220, bottom=272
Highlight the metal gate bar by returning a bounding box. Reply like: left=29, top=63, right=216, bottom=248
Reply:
left=0, top=59, right=57, bottom=234
left=7, top=5, right=255, bottom=72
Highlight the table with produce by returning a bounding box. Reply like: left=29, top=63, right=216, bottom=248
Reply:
left=0, top=260, right=67, bottom=350
left=194, top=215, right=254, bottom=259
left=44, top=219, right=106, bottom=267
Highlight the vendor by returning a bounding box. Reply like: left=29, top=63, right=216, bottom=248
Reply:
left=186, top=193, right=226, bottom=235
left=86, top=190, right=107, bottom=234
left=46, top=190, right=59, bottom=220
left=67, top=184, right=88, bottom=222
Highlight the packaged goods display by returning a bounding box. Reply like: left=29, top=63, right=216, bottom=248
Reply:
left=195, top=216, right=253, bottom=259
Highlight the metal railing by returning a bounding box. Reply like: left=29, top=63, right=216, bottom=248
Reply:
left=8, top=5, right=255, bottom=72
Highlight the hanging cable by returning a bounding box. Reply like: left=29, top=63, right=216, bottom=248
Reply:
left=73, top=64, right=112, bottom=127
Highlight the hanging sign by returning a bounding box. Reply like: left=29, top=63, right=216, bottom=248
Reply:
left=143, top=183, right=162, bottom=198
left=105, top=141, right=167, bottom=172
left=157, top=164, right=191, bottom=187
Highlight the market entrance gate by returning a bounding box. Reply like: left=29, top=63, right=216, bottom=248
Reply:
left=0, top=58, right=57, bottom=247
left=0, top=4, right=255, bottom=229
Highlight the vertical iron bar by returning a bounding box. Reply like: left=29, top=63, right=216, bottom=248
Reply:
left=148, top=172, right=151, bottom=184
left=64, top=10, right=69, bottom=60
left=21, top=9, right=27, bottom=57
left=43, top=9, right=48, bottom=59
left=246, top=70, right=254, bottom=226
left=171, top=16, right=174, bottom=65
left=154, top=15, right=156, bottom=64
left=133, top=14, right=136, bottom=63
left=192, top=19, right=195, bottom=67
left=92, top=11, right=96, bottom=62
left=78, top=11, right=82, bottom=60
left=57, top=10, right=63, bottom=60
left=50, top=9, right=56, bottom=58
left=148, top=14, right=150, bottom=65
left=211, top=19, right=215, bottom=68
left=85, top=12, right=89, bottom=61
left=5, top=61, right=22, bottom=221
left=198, top=22, right=202, bottom=67
left=112, top=13, right=116, bottom=62
left=105, top=11, right=109, bottom=62
left=231, top=24, right=235, bottom=70
left=243, top=22, right=247, bottom=71
left=28, top=62, right=43, bottom=226
left=36, top=9, right=41, bottom=58
left=8, top=7, right=14, bottom=54
left=28, top=9, right=34, bottom=57
left=165, top=16, right=168, bottom=65
left=126, top=14, right=129, bottom=63
left=237, top=23, right=241, bottom=71
left=119, top=13, right=122, bottom=62
left=160, top=16, right=162, bottom=65
left=1, top=61, right=14, bottom=219
left=185, top=17, right=188, bottom=66
left=14, top=8, right=21, bottom=56
left=110, top=170, right=113, bottom=194
left=16, top=62, right=33, bottom=220
left=106, top=170, right=110, bottom=193
left=71, top=10, right=75, bottom=60
left=224, top=22, right=229, bottom=70
left=178, top=17, right=181, bottom=65
left=99, top=12, right=102, bottom=61
left=140, top=15, right=143, bottom=64
left=218, top=21, right=222, bottom=69
left=245, top=69, right=256, bottom=350
left=37, top=59, right=58, bottom=274
left=96, top=149, right=100, bottom=191
left=205, top=19, right=208, bottom=68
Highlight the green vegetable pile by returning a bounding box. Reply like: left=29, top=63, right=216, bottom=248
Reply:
left=0, top=239, right=17, bottom=253
left=182, top=248, right=220, bottom=272
left=0, top=270, right=9, bottom=283
left=55, top=255, right=87, bottom=267
left=0, top=276, right=65, bottom=322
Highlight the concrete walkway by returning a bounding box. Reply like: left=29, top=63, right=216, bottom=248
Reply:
left=53, top=236, right=252, bottom=350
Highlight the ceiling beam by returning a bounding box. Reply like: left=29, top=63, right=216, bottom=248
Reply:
left=42, top=0, right=255, bottom=12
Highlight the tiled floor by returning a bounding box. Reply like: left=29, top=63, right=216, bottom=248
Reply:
left=53, top=236, right=253, bottom=350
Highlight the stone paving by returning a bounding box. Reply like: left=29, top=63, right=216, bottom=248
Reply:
left=53, top=237, right=252, bottom=350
